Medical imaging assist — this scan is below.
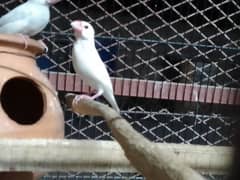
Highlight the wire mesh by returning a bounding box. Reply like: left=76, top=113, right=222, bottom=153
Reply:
left=1, top=0, right=240, bottom=179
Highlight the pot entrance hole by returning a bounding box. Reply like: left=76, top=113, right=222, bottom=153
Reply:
left=0, top=77, right=45, bottom=125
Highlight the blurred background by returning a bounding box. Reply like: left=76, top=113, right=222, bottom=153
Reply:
left=1, top=0, right=240, bottom=179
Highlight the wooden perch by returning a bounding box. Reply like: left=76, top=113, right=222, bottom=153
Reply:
left=0, top=139, right=232, bottom=174
left=0, top=139, right=132, bottom=172
left=65, top=94, right=206, bottom=180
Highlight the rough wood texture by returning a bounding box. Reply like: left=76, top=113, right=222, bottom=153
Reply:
left=66, top=94, right=206, bottom=180
left=0, top=139, right=232, bottom=174
left=0, top=139, right=132, bottom=172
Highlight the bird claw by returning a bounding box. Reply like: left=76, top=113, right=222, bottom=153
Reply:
left=72, top=94, right=92, bottom=116
left=38, top=40, right=48, bottom=53
left=18, top=34, right=29, bottom=49
left=72, top=94, right=92, bottom=105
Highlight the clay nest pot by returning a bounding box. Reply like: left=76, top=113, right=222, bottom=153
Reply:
left=0, top=34, right=65, bottom=179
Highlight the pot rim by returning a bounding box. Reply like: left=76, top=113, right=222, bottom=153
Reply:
left=0, top=34, right=44, bottom=56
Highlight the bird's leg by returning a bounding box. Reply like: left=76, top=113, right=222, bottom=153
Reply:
left=91, top=89, right=104, bottom=99
left=72, top=89, right=103, bottom=108
left=38, top=40, right=48, bottom=53
left=17, top=34, right=29, bottom=49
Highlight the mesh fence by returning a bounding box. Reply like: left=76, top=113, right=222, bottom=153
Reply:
left=1, top=0, right=240, bottom=179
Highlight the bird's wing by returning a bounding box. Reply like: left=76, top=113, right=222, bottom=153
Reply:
left=89, top=50, right=114, bottom=89
left=73, top=45, right=113, bottom=89
left=90, top=51, right=119, bottom=111
left=103, top=86, right=119, bottom=112
left=0, top=3, right=31, bottom=27
left=0, top=19, right=29, bottom=34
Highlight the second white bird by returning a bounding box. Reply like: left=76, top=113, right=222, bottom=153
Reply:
left=0, top=0, right=61, bottom=36
left=71, top=20, right=120, bottom=112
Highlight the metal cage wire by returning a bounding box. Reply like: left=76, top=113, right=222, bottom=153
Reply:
left=1, top=0, right=240, bottom=179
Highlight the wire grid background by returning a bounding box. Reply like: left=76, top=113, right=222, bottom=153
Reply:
left=1, top=0, right=240, bottom=179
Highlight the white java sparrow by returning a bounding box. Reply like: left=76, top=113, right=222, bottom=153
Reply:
left=0, top=0, right=61, bottom=48
left=71, top=20, right=120, bottom=112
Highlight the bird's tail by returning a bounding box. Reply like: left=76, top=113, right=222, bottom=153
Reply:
left=103, top=91, right=120, bottom=112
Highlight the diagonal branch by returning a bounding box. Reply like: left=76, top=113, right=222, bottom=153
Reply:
left=65, top=93, right=206, bottom=180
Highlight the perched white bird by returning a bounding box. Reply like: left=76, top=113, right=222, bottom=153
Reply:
left=71, top=20, right=120, bottom=112
left=0, top=0, right=61, bottom=48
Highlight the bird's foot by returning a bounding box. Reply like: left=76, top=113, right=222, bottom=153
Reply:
left=72, top=94, right=93, bottom=107
left=18, top=34, right=29, bottom=49
left=72, top=94, right=93, bottom=116
left=38, top=40, right=48, bottom=53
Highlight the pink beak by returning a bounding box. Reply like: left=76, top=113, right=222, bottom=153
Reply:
left=71, top=21, right=83, bottom=32
left=47, top=0, right=62, bottom=5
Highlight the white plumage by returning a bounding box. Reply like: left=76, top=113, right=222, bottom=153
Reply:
left=0, top=0, right=61, bottom=36
left=71, top=20, right=120, bottom=112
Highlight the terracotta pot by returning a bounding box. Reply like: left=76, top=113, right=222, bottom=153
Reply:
left=0, top=34, right=65, bottom=179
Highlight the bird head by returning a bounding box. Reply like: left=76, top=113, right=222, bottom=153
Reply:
left=29, top=0, right=61, bottom=5
left=71, top=20, right=95, bottom=40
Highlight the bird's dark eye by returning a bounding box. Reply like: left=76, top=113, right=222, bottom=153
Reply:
left=84, top=25, right=88, bottom=29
